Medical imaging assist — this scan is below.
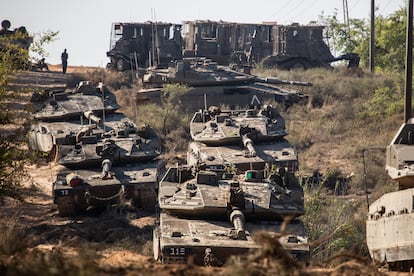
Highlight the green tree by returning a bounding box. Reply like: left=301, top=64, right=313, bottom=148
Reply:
left=317, top=7, right=407, bottom=72
left=0, top=29, right=57, bottom=202
left=30, top=30, right=59, bottom=62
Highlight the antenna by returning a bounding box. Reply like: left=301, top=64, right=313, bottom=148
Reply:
left=405, top=0, right=413, bottom=122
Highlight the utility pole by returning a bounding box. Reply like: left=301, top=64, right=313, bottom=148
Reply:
left=405, top=0, right=413, bottom=122
left=343, top=0, right=350, bottom=38
left=370, top=0, right=375, bottom=73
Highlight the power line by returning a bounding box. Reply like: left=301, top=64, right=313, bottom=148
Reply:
left=283, top=0, right=323, bottom=23
left=276, top=0, right=306, bottom=22
left=265, top=0, right=299, bottom=21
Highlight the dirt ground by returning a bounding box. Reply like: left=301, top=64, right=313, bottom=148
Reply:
left=0, top=68, right=398, bottom=275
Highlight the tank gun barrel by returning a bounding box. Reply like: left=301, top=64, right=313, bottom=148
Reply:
left=83, top=111, right=101, bottom=124
left=229, top=209, right=246, bottom=239
left=255, top=77, right=312, bottom=87
left=242, top=135, right=256, bottom=157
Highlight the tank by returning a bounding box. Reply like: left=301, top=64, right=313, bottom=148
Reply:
left=29, top=112, right=161, bottom=161
left=187, top=104, right=299, bottom=204
left=154, top=166, right=309, bottom=265
left=141, top=58, right=309, bottom=108
left=36, top=79, right=165, bottom=216
left=32, top=81, right=120, bottom=121
left=189, top=105, right=287, bottom=145
left=366, top=118, right=414, bottom=270
left=57, top=120, right=161, bottom=168
left=53, top=160, right=163, bottom=215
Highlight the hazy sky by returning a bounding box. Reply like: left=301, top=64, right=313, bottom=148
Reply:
left=1, top=0, right=406, bottom=67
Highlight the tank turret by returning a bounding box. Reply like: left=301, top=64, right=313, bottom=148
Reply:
left=32, top=81, right=120, bottom=121
left=155, top=165, right=308, bottom=265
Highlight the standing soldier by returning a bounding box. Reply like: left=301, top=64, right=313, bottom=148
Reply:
left=61, top=49, right=68, bottom=73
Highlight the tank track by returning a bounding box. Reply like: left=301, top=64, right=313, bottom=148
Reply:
left=56, top=196, right=76, bottom=216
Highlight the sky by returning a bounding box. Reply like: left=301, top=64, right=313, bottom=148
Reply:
left=1, top=0, right=407, bottom=67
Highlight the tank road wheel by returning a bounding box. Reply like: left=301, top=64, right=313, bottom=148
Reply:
left=141, top=189, right=157, bottom=212
left=56, top=196, right=76, bottom=216
left=116, top=59, right=128, bottom=71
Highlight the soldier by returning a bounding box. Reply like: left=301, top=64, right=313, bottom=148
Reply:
left=36, top=58, right=49, bottom=71
left=61, top=48, right=68, bottom=73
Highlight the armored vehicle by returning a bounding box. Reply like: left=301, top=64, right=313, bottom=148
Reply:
left=188, top=104, right=298, bottom=182
left=106, top=22, right=182, bottom=71
left=182, top=20, right=358, bottom=69
left=32, top=81, right=120, bottom=121
left=367, top=118, right=414, bottom=270
left=140, top=58, right=309, bottom=109
left=259, top=24, right=359, bottom=69
left=189, top=105, right=287, bottom=145
left=154, top=166, right=309, bottom=265
left=366, top=13, right=414, bottom=269
left=29, top=111, right=161, bottom=164
left=58, top=122, right=161, bottom=168
left=53, top=159, right=163, bottom=215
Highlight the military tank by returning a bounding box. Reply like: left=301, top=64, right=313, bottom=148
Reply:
left=58, top=121, right=161, bottom=168
left=53, top=159, right=163, bottom=215
left=366, top=118, right=414, bottom=270
left=189, top=105, right=287, bottom=145
left=153, top=165, right=309, bottom=265
left=187, top=104, right=298, bottom=172
left=32, top=81, right=120, bottom=121
left=29, top=111, right=161, bottom=162
left=138, top=58, right=309, bottom=109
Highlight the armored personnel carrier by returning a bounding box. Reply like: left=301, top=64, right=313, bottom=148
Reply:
left=53, top=159, right=163, bottom=215
left=32, top=81, right=120, bottom=121
left=366, top=118, right=414, bottom=270
left=154, top=166, right=309, bottom=265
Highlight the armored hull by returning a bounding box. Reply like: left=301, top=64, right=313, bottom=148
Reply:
left=53, top=161, right=162, bottom=215
left=140, top=58, right=308, bottom=108
left=159, top=170, right=304, bottom=219
left=154, top=212, right=309, bottom=265
left=187, top=140, right=298, bottom=173
left=367, top=188, right=414, bottom=265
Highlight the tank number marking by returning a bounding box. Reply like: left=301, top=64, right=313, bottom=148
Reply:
left=60, top=190, right=70, bottom=196
left=169, top=247, right=186, bottom=256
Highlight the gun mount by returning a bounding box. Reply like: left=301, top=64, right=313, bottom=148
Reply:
left=154, top=166, right=308, bottom=265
